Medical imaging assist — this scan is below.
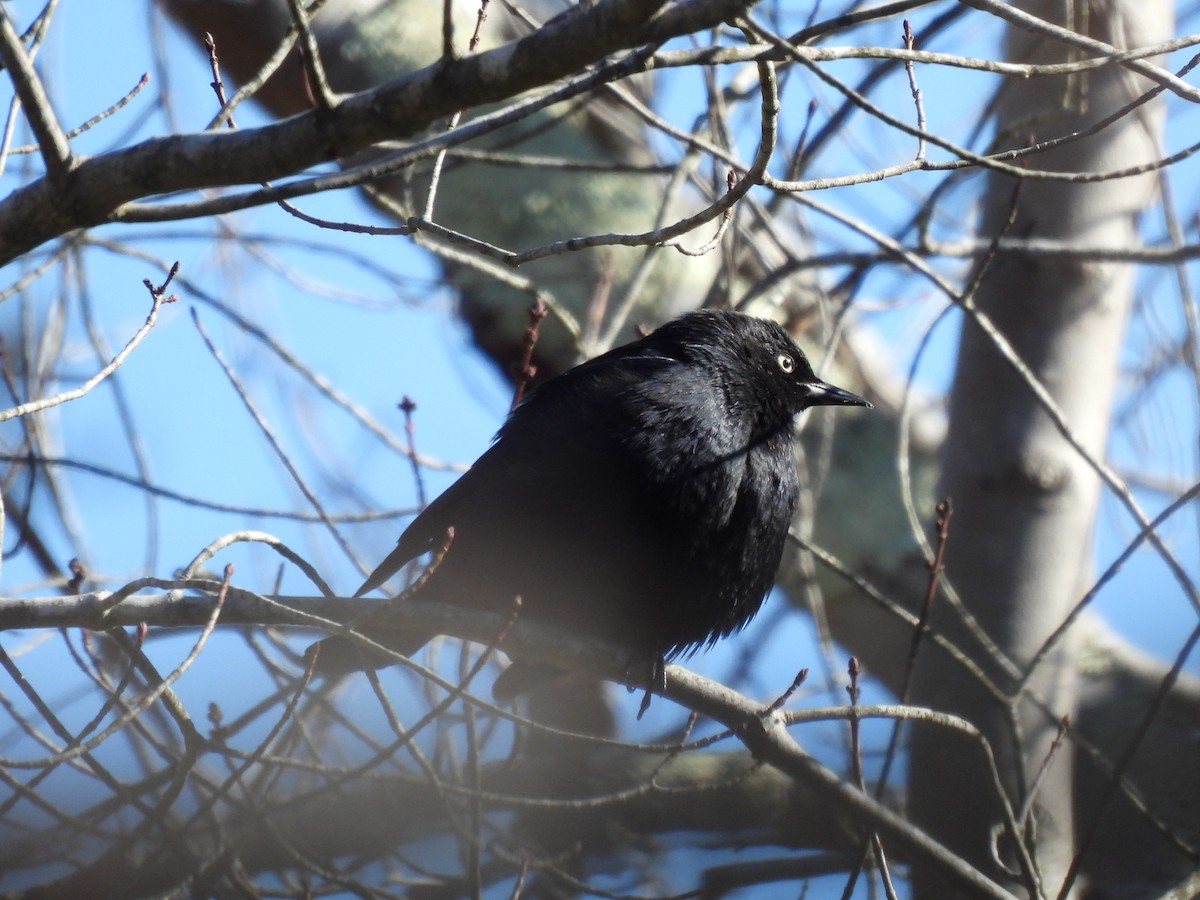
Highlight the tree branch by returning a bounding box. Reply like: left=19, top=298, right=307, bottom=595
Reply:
left=0, top=0, right=760, bottom=265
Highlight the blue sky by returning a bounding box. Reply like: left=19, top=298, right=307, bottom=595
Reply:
left=1, top=0, right=1197, bottom=765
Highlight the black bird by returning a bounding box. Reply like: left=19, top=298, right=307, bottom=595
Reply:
left=311, top=309, right=870, bottom=694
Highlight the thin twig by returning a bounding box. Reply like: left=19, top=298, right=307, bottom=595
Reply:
left=399, top=396, right=428, bottom=509
left=511, top=299, right=548, bottom=410
left=661, top=169, right=738, bottom=256
left=902, top=19, right=926, bottom=161
left=203, top=33, right=236, bottom=129
left=286, top=0, right=334, bottom=108
left=425, top=0, right=492, bottom=221
left=8, top=73, right=150, bottom=155
left=0, top=6, right=69, bottom=177
left=866, top=501, right=956, bottom=868
left=189, top=308, right=367, bottom=577
left=0, top=266, right=176, bottom=424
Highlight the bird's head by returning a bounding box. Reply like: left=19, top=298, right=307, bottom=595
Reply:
left=663, top=309, right=871, bottom=429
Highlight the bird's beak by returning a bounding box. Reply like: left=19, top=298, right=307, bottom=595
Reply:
left=803, top=381, right=872, bottom=409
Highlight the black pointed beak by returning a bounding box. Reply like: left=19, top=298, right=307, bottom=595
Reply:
left=802, top=380, right=872, bottom=409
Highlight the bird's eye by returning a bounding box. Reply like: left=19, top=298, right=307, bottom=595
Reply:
left=777, top=353, right=795, bottom=373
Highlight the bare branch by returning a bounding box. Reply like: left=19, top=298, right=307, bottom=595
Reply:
left=0, top=5, right=70, bottom=178
left=0, top=270, right=174, bottom=423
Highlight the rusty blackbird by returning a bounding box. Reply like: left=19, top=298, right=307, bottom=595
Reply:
left=311, top=309, right=870, bottom=694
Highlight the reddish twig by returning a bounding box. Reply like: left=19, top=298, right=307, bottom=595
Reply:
left=66, top=558, right=86, bottom=594
left=143, top=260, right=180, bottom=303
left=584, top=252, right=616, bottom=351
left=763, top=667, right=809, bottom=715
left=399, top=395, right=428, bottom=509
left=510, top=299, right=548, bottom=409
left=1021, top=715, right=1069, bottom=832
left=912, top=499, right=954, bottom=687
left=871, top=500, right=953, bottom=801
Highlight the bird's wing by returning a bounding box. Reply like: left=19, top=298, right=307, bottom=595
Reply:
left=356, top=348, right=681, bottom=598
left=354, top=464, right=488, bottom=596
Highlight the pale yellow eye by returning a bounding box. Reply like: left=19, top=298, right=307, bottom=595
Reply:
left=777, top=353, right=795, bottom=373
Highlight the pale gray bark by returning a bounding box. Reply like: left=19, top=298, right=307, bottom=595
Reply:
left=909, top=1, right=1173, bottom=895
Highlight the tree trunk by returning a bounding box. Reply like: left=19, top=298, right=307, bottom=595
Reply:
left=908, top=1, right=1171, bottom=895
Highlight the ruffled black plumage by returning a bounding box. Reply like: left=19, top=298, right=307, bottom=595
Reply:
left=311, top=309, right=870, bottom=690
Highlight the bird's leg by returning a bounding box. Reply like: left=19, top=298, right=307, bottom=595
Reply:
left=637, top=689, right=652, bottom=719
left=631, top=649, right=666, bottom=720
